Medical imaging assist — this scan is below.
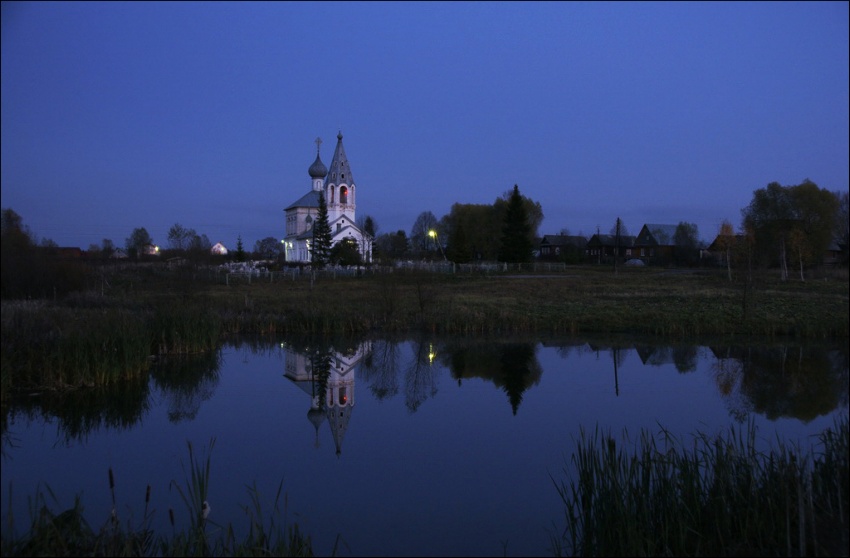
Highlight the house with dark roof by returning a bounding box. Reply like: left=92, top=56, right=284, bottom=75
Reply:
left=586, top=233, right=636, bottom=263
left=537, top=234, right=587, bottom=262
left=633, top=224, right=678, bottom=264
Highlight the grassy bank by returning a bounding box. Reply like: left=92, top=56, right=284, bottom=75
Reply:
left=2, top=265, right=848, bottom=396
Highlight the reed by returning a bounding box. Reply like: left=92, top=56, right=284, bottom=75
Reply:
left=550, top=415, right=849, bottom=557
left=0, top=439, right=316, bottom=557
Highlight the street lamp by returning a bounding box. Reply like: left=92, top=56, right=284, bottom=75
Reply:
left=428, top=230, right=447, bottom=261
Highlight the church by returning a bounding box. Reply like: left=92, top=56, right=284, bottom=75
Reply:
left=283, top=132, right=372, bottom=264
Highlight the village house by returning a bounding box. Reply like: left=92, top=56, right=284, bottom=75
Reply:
left=586, top=233, right=637, bottom=263
left=633, top=224, right=678, bottom=264
left=537, top=234, right=587, bottom=262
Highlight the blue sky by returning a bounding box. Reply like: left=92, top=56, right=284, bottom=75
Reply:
left=2, top=1, right=848, bottom=250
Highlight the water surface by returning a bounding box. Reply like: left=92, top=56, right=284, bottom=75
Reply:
left=2, top=334, right=847, bottom=557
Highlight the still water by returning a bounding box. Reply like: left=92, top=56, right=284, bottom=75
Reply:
left=2, top=334, right=848, bottom=557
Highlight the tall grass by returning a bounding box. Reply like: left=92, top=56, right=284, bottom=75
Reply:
left=550, top=416, right=849, bottom=557
left=0, top=439, right=316, bottom=557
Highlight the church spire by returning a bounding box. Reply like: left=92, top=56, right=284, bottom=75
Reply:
left=326, top=131, right=353, bottom=187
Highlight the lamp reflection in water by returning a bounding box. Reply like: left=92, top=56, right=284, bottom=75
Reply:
left=284, top=341, right=372, bottom=456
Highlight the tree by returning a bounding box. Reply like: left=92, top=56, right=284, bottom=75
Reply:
left=742, top=180, right=839, bottom=279
left=498, top=185, right=534, bottom=263
left=310, top=192, right=333, bottom=268
left=446, top=221, right=473, bottom=263
left=791, top=180, right=839, bottom=275
left=674, top=221, right=700, bottom=266
left=330, top=237, right=362, bottom=266
left=358, top=215, right=377, bottom=238
left=167, top=223, right=200, bottom=252
left=445, top=203, right=501, bottom=261
left=1, top=208, right=38, bottom=298
left=410, top=211, right=439, bottom=254
left=235, top=235, right=246, bottom=262
left=1, top=208, right=26, bottom=234
left=126, top=227, right=152, bottom=259
left=715, top=219, right=737, bottom=281
left=254, top=236, right=283, bottom=260
left=493, top=187, right=543, bottom=248
left=835, top=189, right=849, bottom=265
left=188, top=233, right=211, bottom=254
left=374, top=230, right=410, bottom=261
left=609, top=220, right=630, bottom=237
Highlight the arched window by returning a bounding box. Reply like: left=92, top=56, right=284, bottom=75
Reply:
left=329, top=186, right=334, bottom=203
left=339, top=186, right=348, bottom=204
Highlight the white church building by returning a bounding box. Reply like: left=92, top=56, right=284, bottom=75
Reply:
left=283, top=132, right=372, bottom=264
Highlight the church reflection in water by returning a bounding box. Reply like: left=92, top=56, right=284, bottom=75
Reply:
left=284, top=340, right=373, bottom=455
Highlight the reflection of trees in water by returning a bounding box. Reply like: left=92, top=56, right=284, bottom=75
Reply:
left=710, top=346, right=751, bottom=422
left=2, top=375, right=151, bottom=443
left=309, top=348, right=333, bottom=411
left=635, top=344, right=699, bottom=373
left=360, top=339, right=400, bottom=400
left=150, top=351, right=222, bottom=423
left=438, top=339, right=542, bottom=415
left=498, top=343, right=541, bottom=415
left=709, top=344, right=849, bottom=422
left=404, top=338, right=440, bottom=412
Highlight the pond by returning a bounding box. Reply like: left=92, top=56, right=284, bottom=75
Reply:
left=2, top=334, right=848, bottom=557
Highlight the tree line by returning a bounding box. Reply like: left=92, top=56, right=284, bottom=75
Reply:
left=2, top=178, right=847, bottom=298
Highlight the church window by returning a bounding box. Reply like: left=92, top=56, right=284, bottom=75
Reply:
left=341, top=173, right=345, bottom=180
left=330, top=187, right=334, bottom=203
left=340, top=186, right=348, bottom=204
left=337, top=223, right=341, bottom=232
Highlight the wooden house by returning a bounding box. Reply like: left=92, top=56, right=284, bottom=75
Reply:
left=586, top=234, right=636, bottom=263
left=537, top=234, right=587, bottom=262
left=633, top=224, right=678, bottom=264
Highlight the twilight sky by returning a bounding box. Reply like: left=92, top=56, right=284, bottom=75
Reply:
left=2, top=1, right=848, bottom=251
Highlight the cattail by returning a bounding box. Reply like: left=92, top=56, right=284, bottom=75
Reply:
left=108, top=468, right=115, bottom=490
left=169, top=507, right=175, bottom=527
left=145, top=484, right=151, bottom=504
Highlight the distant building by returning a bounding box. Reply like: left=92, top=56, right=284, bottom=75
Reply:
left=633, top=224, right=678, bottom=263
left=283, top=132, right=372, bottom=264
left=211, top=242, right=229, bottom=256
left=586, top=233, right=636, bottom=263
left=142, top=243, right=160, bottom=256
left=538, top=235, right=587, bottom=261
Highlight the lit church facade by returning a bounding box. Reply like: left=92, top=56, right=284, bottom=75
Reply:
left=283, top=132, right=372, bottom=264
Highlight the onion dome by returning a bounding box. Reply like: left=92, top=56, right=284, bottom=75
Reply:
left=308, top=153, right=327, bottom=179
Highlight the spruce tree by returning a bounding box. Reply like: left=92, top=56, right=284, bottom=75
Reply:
left=498, top=184, right=534, bottom=263
left=311, top=191, right=333, bottom=268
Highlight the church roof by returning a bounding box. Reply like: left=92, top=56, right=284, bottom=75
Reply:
left=326, top=131, right=353, bottom=186
left=285, top=190, right=322, bottom=211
